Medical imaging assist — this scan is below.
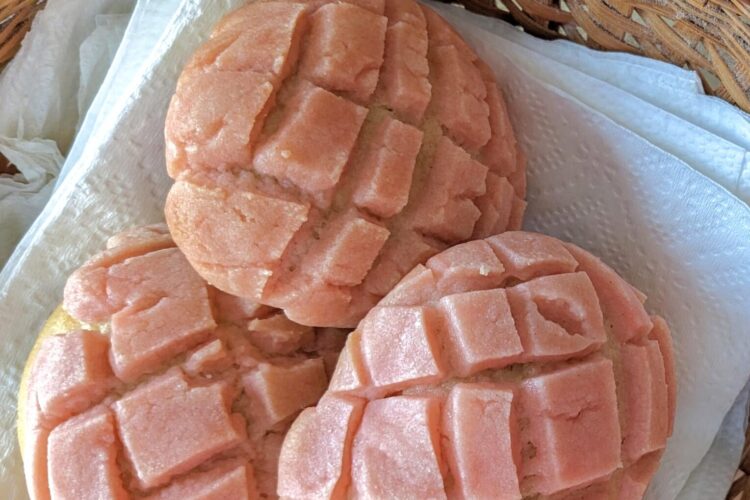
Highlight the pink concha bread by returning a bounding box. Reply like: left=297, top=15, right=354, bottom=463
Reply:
left=20, top=225, right=347, bottom=500
left=164, top=0, right=525, bottom=328
left=278, top=232, right=677, bottom=499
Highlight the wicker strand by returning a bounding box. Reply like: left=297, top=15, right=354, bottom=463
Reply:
left=2, top=1, right=747, bottom=109
left=0, top=0, right=45, bottom=66
left=446, top=0, right=750, bottom=112
left=0, top=151, right=18, bottom=175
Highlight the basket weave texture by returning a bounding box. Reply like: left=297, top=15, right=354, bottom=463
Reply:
left=1, top=0, right=750, bottom=497
left=446, top=0, right=750, bottom=113
left=0, top=0, right=45, bottom=66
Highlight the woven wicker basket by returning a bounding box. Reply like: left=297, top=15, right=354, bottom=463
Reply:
left=8, top=0, right=748, bottom=111
left=0, top=0, right=44, bottom=66
left=2, top=0, right=750, bottom=497
left=449, top=0, right=750, bottom=113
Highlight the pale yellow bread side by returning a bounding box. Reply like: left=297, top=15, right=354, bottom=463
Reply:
left=16, top=305, right=84, bottom=458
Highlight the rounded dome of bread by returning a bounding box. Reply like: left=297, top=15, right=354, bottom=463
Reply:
left=164, top=0, right=526, bottom=327
left=20, top=225, right=345, bottom=499
left=278, top=232, right=676, bottom=499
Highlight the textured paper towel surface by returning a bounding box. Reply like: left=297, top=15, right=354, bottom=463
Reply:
left=462, top=13, right=750, bottom=154
left=76, top=14, right=131, bottom=123
left=60, top=0, right=184, bottom=185
left=2, top=1, right=750, bottom=499
left=0, top=139, right=62, bottom=266
left=0, top=0, right=134, bottom=149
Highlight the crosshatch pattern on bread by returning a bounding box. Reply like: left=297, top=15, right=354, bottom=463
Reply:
left=19, top=225, right=348, bottom=500
left=164, top=0, right=526, bottom=328
left=278, top=232, right=676, bottom=499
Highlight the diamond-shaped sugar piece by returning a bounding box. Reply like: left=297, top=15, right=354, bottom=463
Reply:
left=253, top=83, right=367, bottom=194
left=429, top=45, right=490, bottom=151
left=242, top=359, right=328, bottom=427
left=507, top=272, right=606, bottom=362
left=411, top=136, right=487, bottom=242
left=376, top=7, right=430, bottom=124
left=33, top=330, right=113, bottom=420
left=183, top=340, right=230, bottom=376
left=487, top=232, right=578, bottom=282
left=47, top=407, right=128, bottom=500
left=520, top=358, right=622, bottom=495
left=352, top=116, right=423, bottom=218
left=246, top=312, right=315, bottom=355
left=359, top=305, right=445, bottom=396
left=108, top=248, right=217, bottom=382
left=329, top=330, right=369, bottom=395
left=352, top=396, right=445, bottom=498
left=443, top=383, right=521, bottom=499
left=564, top=242, right=654, bottom=343
left=299, top=3, right=387, bottom=103
left=426, top=239, right=505, bottom=296
left=620, top=340, right=670, bottom=462
left=143, top=463, right=256, bottom=500
left=472, top=173, right=515, bottom=239
left=301, top=211, right=390, bottom=287
left=278, top=395, right=366, bottom=498
left=114, top=369, right=244, bottom=489
left=439, top=289, right=522, bottom=376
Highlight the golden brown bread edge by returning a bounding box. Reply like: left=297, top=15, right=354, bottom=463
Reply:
left=17, top=306, right=84, bottom=458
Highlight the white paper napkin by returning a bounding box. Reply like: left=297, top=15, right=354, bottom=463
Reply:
left=0, top=0, right=134, bottom=149
left=2, top=2, right=750, bottom=499
left=0, top=138, right=62, bottom=266
left=76, top=14, right=131, bottom=124
left=442, top=11, right=750, bottom=153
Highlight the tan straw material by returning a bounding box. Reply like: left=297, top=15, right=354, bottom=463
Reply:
left=0, top=0, right=45, bottom=66
left=447, top=0, right=750, bottom=113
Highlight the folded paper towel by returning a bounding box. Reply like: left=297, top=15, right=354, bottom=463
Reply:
left=1, top=1, right=750, bottom=499
left=437, top=6, right=750, bottom=154
left=432, top=4, right=750, bottom=206
left=0, top=138, right=61, bottom=266
left=680, top=384, right=750, bottom=500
